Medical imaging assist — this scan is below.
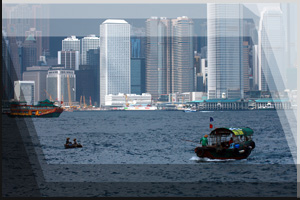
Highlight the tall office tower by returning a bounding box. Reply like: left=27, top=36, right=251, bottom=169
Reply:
left=22, top=35, right=38, bottom=73
left=243, top=41, right=250, bottom=93
left=81, top=34, right=100, bottom=65
left=86, top=48, right=100, bottom=104
left=99, top=19, right=131, bottom=106
left=252, top=45, right=259, bottom=90
left=258, top=7, right=285, bottom=92
left=25, top=28, right=42, bottom=59
left=14, top=80, right=35, bottom=105
left=207, top=4, right=244, bottom=99
left=2, top=31, right=15, bottom=100
left=145, top=17, right=171, bottom=100
left=58, top=50, right=80, bottom=70
left=62, top=36, right=80, bottom=51
left=171, top=16, right=194, bottom=93
left=46, top=69, right=76, bottom=102
left=23, top=66, right=50, bottom=102
left=131, top=58, right=146, bottom=95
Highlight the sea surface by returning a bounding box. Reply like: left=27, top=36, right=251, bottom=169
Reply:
left=31, top=110, right=296, bottom=165
left=3, top=110, right=297, bottom=197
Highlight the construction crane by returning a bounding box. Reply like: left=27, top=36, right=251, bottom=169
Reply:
left=44, top=89, right=53, bottom=101
left=80, top=95, right=82, bottom=108
left=67, top=75, right=72, bottom=107
left=124, top=94, right=129, bottom=107
left=83, top=96, right=86, bottom=108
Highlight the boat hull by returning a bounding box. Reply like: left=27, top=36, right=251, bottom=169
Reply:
left=8, top=107, right=63, bottom=118
left=195, top=142, right=255, bottom=160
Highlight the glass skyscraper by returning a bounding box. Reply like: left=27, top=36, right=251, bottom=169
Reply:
left=171, top=16, right=194, bottom=93
left=207, top=3, right=244, bottom=99
left=258, top=7, right=285, bottom=92
left=81, top=34, right=100, bottom=65
left=145, top=17, right=171, bottom=100
left=99, top=19, right=131, bottom=106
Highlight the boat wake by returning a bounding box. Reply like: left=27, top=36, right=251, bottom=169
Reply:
left=189, top=156, right=236, bottom=162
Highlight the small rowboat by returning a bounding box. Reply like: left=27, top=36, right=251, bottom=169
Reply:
left=64, top=143, right=83, bottom=149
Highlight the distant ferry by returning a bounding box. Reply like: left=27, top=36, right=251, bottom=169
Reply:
left=124, top=105, right=157, bottom=111
left=7, top=99, right=63, bottom=118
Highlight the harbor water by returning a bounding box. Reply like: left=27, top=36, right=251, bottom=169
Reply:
left=32, top=110, right=295, bottom=165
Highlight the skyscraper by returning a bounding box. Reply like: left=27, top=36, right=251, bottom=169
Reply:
left=99, top=19, right=131, bottom=106
left=258, top=7, right=285, bottom=92
left=46, top=69, right=76, bottom=102
left=81, top=34, right=100, bottom=65
left=23, top=66, right=49, bottom=102
left=145, top=17, right=171, bottom=100
left=22, top=35, right=38, bottom=73
left=14, top=80, right=35, bottom=105
left=58, top=50, right=80, bottom=70
left=171, top=16, right=194, bottom=93
left=62, top=36, right=80, bottom=52
left=207, top=4, right=244, bottom=99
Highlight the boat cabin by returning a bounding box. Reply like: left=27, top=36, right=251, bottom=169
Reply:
left=208, top=127, right=254, bottom=148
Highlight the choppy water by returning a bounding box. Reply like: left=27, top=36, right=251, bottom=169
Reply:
left=31, top=110, right=295, bottom=165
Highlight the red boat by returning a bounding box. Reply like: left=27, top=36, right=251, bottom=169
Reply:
left=7, top=99, right=63, bottom=118
left=195, top=127, right=255, bottom=160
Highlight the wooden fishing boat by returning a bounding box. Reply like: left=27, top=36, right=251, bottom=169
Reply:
left=195, top=127, right=255, bottom=160
left=7, top=99, right=63, bottom=118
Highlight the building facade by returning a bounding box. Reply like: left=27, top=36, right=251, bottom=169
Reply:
left=207, top=4, right=244, bottom=99
left=46, top=69, right=76, bottom=102
left=22, top=66, right=49, bottom=102
left=62, top=36, right=80, bottom=52
left=258, top=7, right=286, bottom=92
left=58, top=50, right=80, bottom=70
left=171, top=16, right=194, bottom=93
left=14, top=80, right=35, bottom=105
left=145, top=17, right=171, bottom=100
left=81, top=34, right=100, bottom=65
left=131, top=58, right=145, bottom=95
left=99, top=19, right=131, bottom=106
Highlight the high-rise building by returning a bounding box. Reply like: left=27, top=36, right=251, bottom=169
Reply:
left=243, top=41, right=250, bottom=93
left=22, top=35, right=38, bottom=73
left=171, top=16, right=194, bottom=93
left=14, top=80, right=35, bottom=105
left=99, top=19, right=131, bottom=106
left=46, top=69, right=76, bottom=102
left=131, top=58, right=146, bottom=95
left=58, top=50, right=80, bottom=70
left=25, top=28, right=42, bottom=60
left=76, top=65, right=98, bottom=106
left=23, top=66, right=49, bottom=102
left=207, top=3, right=244, bottom=99
left=258, top=7, right=286, bottom=92
left=145, top=17, right=171, bottom=100
left=62, top=36, right=80, bottom=52
left=81, top=34, right=100, bottom=65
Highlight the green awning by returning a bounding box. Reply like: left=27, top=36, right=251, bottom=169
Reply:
left=210, top=127, right=254, bottom=136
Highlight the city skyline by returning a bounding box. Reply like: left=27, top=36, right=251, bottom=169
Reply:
left=2, top=3, right=297, bottom=106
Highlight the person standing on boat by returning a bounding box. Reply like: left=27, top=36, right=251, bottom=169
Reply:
left=200, top=135, right=208, bottom=147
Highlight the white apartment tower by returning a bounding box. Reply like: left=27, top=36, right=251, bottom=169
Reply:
left=207, top=4, right=244, bottom=99
left=81, top=34, right=100, bottom=65
left=99, top=19, right=131, bottom=106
